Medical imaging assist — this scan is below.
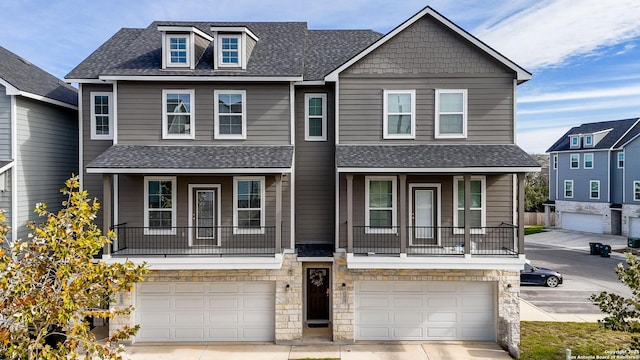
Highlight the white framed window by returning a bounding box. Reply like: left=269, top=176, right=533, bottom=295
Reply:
left=590, top=180, right=600, bottom=199
left=453, top=176, right=486, bottom=234
left=144, top=177, right=176, bottom=235
left=365, top=176, right=397, bottom=233
left=584, top=153, right=594, bottom=169
left=618, top=153, right=624, bottom=168
left=553, top=154, right=558, bottom=170
left=383, top=90, right=415, bottom=139
left=218, top=35, right=241, bottom=67
left=435, top=89, right=467, bottom=139
left=162, top=89, right=195, bottom=139
left=166, top=34, right=190, bottom=67
left=233, top=177, right=265, bottom=234
left=635, top=181, right=640, bottom=201
left=570, top=135, right=580, bottom=148
left=214, top=90, right=246, bottom=139
left=564, top=180, right=573, bottom=198
left=570, top=154, right=579, bottom=169
left=305, top=93, right=327, bottom=141
left=584, top=134, right=593, bottom=147
left=90, top=92, right=113, bottom=140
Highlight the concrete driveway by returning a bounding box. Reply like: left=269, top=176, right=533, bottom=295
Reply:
left=525, top=228, right=628, bottom=253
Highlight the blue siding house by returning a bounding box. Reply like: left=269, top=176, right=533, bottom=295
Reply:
left=547, top=118, right=640, bottom=236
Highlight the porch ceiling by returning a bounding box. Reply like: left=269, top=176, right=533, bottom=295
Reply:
left=336, top=144, right=540, bottom=173
left=86, top=145, right=293, bottom=173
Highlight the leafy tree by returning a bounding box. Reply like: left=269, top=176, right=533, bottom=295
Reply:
left=525, top=185, right=549, bottom=212
left=0, top=176, right=148, bottom=359
left=590, top=253, right=640, bottom=349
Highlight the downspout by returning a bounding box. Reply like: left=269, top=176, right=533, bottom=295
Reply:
left=10, top=95, right=17, bottom=242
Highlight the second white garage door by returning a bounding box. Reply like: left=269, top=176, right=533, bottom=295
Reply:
left=135, top=282, right=275, bottom=342
left=355, top=281, right=495, bottom=341
left=562, top=212, right=603, bottom=234
left=631, top=217, right=640, bottom=238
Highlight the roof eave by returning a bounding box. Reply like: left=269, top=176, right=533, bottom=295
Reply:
left=97, top=75, right=303, bottom=82
left=86, top=167, right=293, bottom=174
left=336, top=166, right=541, bottom=173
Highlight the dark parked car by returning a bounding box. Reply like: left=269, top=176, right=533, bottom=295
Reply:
left=520, top=263, right=563, bottom=287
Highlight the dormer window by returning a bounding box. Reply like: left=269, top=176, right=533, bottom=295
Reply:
left=220, top=35, right=241, bottom=66
left=158, top=25, right=213, bottom=70
left=570, top=135, right=580, bottom=148
left=167, top=35, right=189, bottom=66
left=211, top=26, right=259, bottom=70
left=584, top=134, right=593, bottom=147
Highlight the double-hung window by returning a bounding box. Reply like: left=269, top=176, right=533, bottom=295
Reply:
left=144, top=177, right=176, bottom=235
left=564, top=180, right=573, bottom=198
left=162, top=90, right=195, bottom=139
left=435, top=89, right=467, bottom=138
left=234, top=177, right=265, bottom=234
left=167, top=35, right=189, bottom=67
left=570, top=136, right=580, bottom=148
left=635, top=181, right=640, bottom=201
left=365, top=177, right=397, bottom=233
left=219, top=35, right=241, bottom=67
left=584, top=134, right=593, bottom=147
left=570, top=154, right=579, bottom=169
left=214, top=90, right=246, bottom=139
left=584, top=153, right=594, bottom=169
left=90, top=92, right=113, bottom=140
left=453, top=176, right=485, bottom=234
left=383, top=90, right=415, bottom=139
left=618, top=153, right=624, bottom=168
left=553, top=154, right=558, bottom=169
left=590, top=180, right=600, bottom=199
left=305, top=93, right=327, bottom=141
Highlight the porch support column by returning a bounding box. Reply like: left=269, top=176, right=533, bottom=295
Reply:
left=464, top=174, right=471, bottom=255
left=102, top=173, right=112, bottom=256
left=517, top=173, right=525, bottom=254
left=275, top=174, right=282, bottom=254
left=346, top=174, right=354, bottom=253
left=399, top=174, right=407, bottom=254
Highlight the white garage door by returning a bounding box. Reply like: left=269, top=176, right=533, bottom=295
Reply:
left=562, top=212, right=603, bottom=234
left=135, top=282, right=275, bottom=342
left=631, top=217, right=640, bottom=238
left=355, top=281, right=495, bottom=341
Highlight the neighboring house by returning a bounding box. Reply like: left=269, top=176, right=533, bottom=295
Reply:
left=0, top=46, right=78, bottom=242
left=547, top=118, right=640, bottom=237
left=66, top=6, right=538, bottom=356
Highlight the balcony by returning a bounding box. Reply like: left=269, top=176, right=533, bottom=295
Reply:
left=110, top=224, right=277, bottom=257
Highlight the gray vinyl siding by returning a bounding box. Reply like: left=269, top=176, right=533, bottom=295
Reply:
left=116, top=174, right=292, bottom=250
left=611, top=151, right=624, bottom=204
left=116, top=81, right=291, bottom=145
left=294, top=85, right=335, bottom=244
left=0, top=170, right=12, bottom=245
left=555, top=151, right=609, bottom=202
left=15, top=97, right=78, bottom=239
left=337, top=174, right=514, bottom=248
left=624, top=138, right=640, bottom=204
left=0, top=86, right=11, bottom=159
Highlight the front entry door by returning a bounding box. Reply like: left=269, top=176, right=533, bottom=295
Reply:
left=306, top=267, right=330, bottom=326
left=191, top=188, right=217, bottom=246
left=411, top=188, right=437, bottom=245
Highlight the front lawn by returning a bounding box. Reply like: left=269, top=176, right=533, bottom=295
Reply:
left=524, top=225, right=546, bottom=235
left=520, top=322, right=634, bottom=360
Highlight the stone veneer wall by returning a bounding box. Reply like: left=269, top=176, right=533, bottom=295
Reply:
left=555, top=200, right=612, bottom=233
left=623, top=204, right=640, bottom=237
left=332, top=253, right=522, bottom=358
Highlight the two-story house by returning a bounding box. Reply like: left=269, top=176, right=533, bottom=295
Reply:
left=547, top=118, right=640, bottom=237
left=0, top=46, right=78, bottom=242
left=66, top=6, right=539, bottom=357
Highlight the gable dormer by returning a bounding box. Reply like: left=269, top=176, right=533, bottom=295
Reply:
left=569, top=134, right=580, bottom=149
left=158, top=25, right=213, bottom=70
left=210, top=26, right=259, bottom=70
left=593, top=128, right=613, bottom=146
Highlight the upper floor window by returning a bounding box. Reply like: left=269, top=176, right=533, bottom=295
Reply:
left=90, top=92, right=112, bottom=140
left=618, top=153, right=624, bottom=168
left=590, top=180, right=600, bottom=199
left=365, top=176, right=397, bottom=233
left=305, top=93, right=327, bottom=141
left=162, top=90, right=195, bottom=139
left=570, top=135, right=580, bottom=148
left=219, top=35, right=241, bottom=67
left=144, top=177, right=176, bottom=235
left=564, top=180, right=573, bottom=198
left=234, top=177, right=265, bottom=234
left=584, top=134, right=593, bottom=147
left=635, top=181, right=640, bottom=201
left=584, top=153, right=594, bottom=169
left=214, top=90, right=246, bottom=139
left=383, top=90, right=415, bottom=139
left=435, top=89, right=467, bottom=139
left=570, top=154, right=579, bottom=169
left=553, top=154, right=558, bottom=170
left=167, top=35, right=189, bottom=67
left=453, top=176, right=486, bottom=234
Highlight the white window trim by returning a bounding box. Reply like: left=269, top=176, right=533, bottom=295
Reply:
left=570, top=154, right=580, bottom=169
left=435, top=89, right=467, bottom=139
left=365, top=176, right=397, bottom=234
left=304, top=93, right=327, bottom=141
left=634, top=181, right=640, bottom=202
left=383, top=90, right=416, bottom=139
left=564, top=180, right=574, bottom=199
left=570, top=135, right=580, bottom=148
left=233, top=176, right=266, bottom=234
left=164, top=33, right=192, bottom=68
left=618, top=153, right=624, bottom=169
left=452, top=176, right=486, bottom=235
left=553, top=154, right=558, bottom=170
left=144, top=176, right=177, bottom=235
left=90, top=92, right=113, bottom=140
left=162, top=89, right=195, bottom=140
left=590, top=180, right=600, bottom=200
left=584, top=153, right=594, bottom=169
left=584, top=134, right=593, bottom=147
left=214, top=89, right=247, bottom=140
left=218, top=34, right=243, bottom=68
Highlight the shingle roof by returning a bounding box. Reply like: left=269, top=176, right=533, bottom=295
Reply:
left=336, top=144, right=539, bottom=169
left=615, top=121, right=640, bottom=147
left=0, top=46, right=77, bottom=106
left=86, top=145, right=294, bottom=170
left=546, top=118, right=640, bottom=152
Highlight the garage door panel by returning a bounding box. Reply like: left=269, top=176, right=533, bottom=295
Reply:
left=139, top=283, right=171, bottom=294
left=242, top=311, right=273, bottom=324
left=175, top=297, right=205, bottom=309
left=428, top=327, right=456, bottom=338
left=358, top=281, right=392, bottom=292
left=210, top=311, right=239, bottom=323
left=359, top=327, right=390, bottom=339
left=393, top=327, right=424, bottom=339
left=211, top=297, right=239, bottom=309
left=242, top=327, right=274, bottom=340
left=393, top=311, right=423, bottom=325
left=137, top=328, right=171, bottom=341
left=175, top=312, right=205, bottom=325
left=394, top=296, right=422, bottom=307
left=138, top=296, right=171, bottom=309
left=357, top=311, right=389, bottom=325
left=562, top=212, right=603, bottom=234
left=630, top=218, right=640, bottom=237
left=463, top=295, right=492, bottom=308
left=210, top=327, right=239, bottom=340
left=427, top=296, right=457, bottom=308
left=139, top=312, right=170, bottom=326
left=359, top=296, right=390, bottom=308
left=210, top=283, right=240, bottom=293
left=175, top=328, right=204, bottom=340
left=175, top=283, right=205, bottom=293
left=243, top=294, right=274, bottom=309
left=462, top=311, right=492, bottom=323
left=428, top=311, right=457, bottom=322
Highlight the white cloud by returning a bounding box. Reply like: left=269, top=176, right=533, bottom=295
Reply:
left=519, top=97, right=640, bottom=115
left=519, top=85, right=640, bottom=103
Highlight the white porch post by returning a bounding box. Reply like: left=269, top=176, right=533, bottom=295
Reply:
left=464, top=174, right=471, bottom=255
left=346, top=174, right=354, bottom=253
left=275, top=174, right=282, bottom=254
left=102, top=173, right=112, bottom=256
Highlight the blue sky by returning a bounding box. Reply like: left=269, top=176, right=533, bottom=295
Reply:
left=2, top=0, right=640, bottom=154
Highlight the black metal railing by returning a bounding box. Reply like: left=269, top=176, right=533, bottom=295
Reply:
left=110, top=224, right=277, bottom=257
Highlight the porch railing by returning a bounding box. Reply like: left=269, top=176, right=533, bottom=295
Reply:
left=352, top=225, right=517, bottom=256
left=110, top=224, right=277, bottom=257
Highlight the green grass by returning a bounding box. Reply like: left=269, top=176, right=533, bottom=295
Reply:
left=520, top=322, right=634, bottom=360
left=524, top=225, right=546, bottom=235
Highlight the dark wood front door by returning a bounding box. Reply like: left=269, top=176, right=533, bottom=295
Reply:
left=306, top=267, right=330, bottom=325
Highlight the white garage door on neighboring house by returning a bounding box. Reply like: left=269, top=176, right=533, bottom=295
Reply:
left=355, top=281, right=496, bottom=341
left=561, top=212, right=603, bottom=234
left=630, top=217, right=640, bottom=238
left=135, top=282, right=275, bottom=342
